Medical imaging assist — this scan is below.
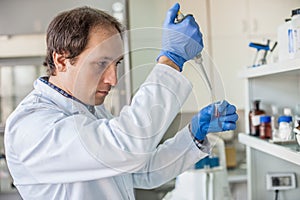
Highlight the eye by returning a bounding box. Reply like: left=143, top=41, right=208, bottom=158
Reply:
left=97, top=61, right=109, bottom=68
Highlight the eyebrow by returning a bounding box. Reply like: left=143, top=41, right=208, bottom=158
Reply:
left=100, top=56, right=124, bottom=62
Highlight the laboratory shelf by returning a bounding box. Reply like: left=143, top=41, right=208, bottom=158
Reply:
left=238, top=133, right=300, bottom=166
left=239, top=58, right=300, bottom=78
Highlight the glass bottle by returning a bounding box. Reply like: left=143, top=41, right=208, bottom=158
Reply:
left=259, top=115, right=272, bottom=139
left=249, top=100, right=266, bottom=136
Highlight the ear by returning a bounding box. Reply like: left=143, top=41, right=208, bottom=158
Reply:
left=53, top=52, right=68, bottom=72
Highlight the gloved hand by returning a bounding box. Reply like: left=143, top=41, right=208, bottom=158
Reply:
left=190, top=100, right=238, bottom=141
left=157, top=3, right=204, bottom=71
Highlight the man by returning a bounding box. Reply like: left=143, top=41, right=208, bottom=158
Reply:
left=4, top=3, right=238, bottom=200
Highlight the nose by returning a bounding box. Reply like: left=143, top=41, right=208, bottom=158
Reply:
left=103, top=65, right=118, bottom=86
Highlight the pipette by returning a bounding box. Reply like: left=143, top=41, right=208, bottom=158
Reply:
left=176, top=11, right=219, bottom=117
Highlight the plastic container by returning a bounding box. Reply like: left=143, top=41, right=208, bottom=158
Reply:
left=277, top=116, right=293, bottom=140
left=194, top=156, right=219, bottom=169
left=283, top=107, right=293, bottom=116
left=278, top=19, right=291, bottom=61
left=259, top=115, right=272, bottom=139
left=283, top=108, right=294, bottom=139
left=290, top=8, right=300, bottom=59
left=271, top=105, right=279, bottom=134
left=296, top=132, right=300, bottom=146
left=249, top=100, right=265, bottom=136
left=293, top=117, right=300, bottom=146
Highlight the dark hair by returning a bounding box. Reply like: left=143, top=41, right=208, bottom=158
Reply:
left=43, top=6, right=123, bottom=76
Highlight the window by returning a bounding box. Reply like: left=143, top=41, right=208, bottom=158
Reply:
left=0, top=57, right=46, bottom=127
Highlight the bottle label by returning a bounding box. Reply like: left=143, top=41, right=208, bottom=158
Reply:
left=288, top=29, right=294, bottom=54
left=251, top=115, right=261, bottom=126
left=278, top=122, right=293, bottom=140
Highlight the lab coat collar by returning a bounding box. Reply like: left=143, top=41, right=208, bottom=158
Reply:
left=33, top=77, right=99, bottom=117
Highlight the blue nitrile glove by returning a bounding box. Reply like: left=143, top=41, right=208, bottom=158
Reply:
left=157, top=3, right=204, bottom=71
left=190, top=100, right=238, bottom=141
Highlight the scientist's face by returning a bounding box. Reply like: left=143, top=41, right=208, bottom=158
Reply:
left=69, top=26, right=124, bottom=105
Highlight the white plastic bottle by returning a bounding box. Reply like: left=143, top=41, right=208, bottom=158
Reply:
left=277, top=116, right=293, bottom=140
left=290, top=8, right=300, bottom=59
left=278, top=19, right=291, bottom=61
left=271, top=105, right=279, bottom=139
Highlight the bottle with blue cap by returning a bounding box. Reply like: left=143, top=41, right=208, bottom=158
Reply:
left=277, top=114, right=293, bottom=140
left=259, top=115, right=272, bottom=139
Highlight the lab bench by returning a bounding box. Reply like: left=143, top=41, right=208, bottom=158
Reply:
left=135, top=166, right=247, bottom=200
left=135, top=133, right=248, bottom=200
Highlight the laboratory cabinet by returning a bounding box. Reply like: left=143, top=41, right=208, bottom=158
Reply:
left=239, top=58, right=300, bottom=200
left=209, top=0, right=300, bottom=108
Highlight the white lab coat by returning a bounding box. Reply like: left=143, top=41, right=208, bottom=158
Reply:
left=5, top=64, right=209, bottom=200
